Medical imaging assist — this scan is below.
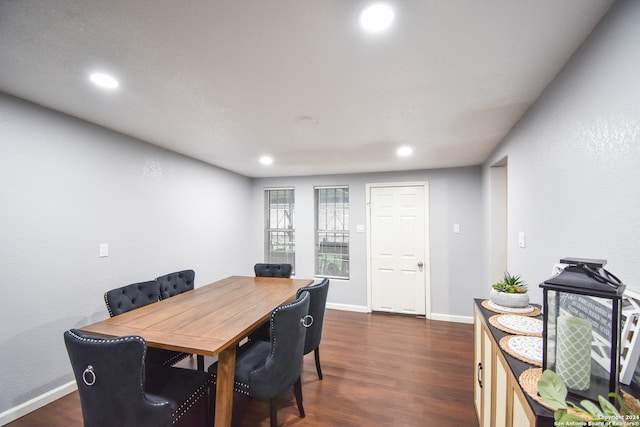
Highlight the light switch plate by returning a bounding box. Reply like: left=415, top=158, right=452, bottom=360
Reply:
left=518, top=232, right=526, bottom=248
left=99, top=243, right=109, bottom=257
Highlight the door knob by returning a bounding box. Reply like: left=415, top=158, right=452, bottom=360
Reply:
left=417, top=261, right=424, bottom=268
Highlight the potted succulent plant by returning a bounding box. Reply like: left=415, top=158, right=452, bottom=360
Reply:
left=489, top=272, right=529, bottom=308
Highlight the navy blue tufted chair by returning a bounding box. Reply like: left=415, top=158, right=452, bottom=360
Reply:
left=208, top=292, right=311, bottom=427
left=296, top=278, right=330, bottom=379
left=249, top=264, right=294, bottom=343
left=104, top=280, right=159, bottom=317
left=157, top=270, right=195, bottom=300
left=64, top=329, right=211, bottom=427
left=155, top=270, right=201, bottom=368
left=253, top=263, right=292, bottom=278
left=249, top=279, right=330, bottom=379
left=104, top=280, right=189, bottom=368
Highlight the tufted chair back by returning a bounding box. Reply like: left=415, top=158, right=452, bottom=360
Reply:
left=246, top=291, right=309, bottom=399
left=208, top=292, right=310, bottom=427
left=296, top=278, right=330, bottom=379
left=104, top=280, right=189, bottom=368
left=157, top=270, right=195, bottom=300
left=64, top=329, right=174, bottom=427
left=64, top=329, right=211, bottom=427
left=297, top=279, right=330, bottom=353
left=254, top=263, right=292, bottom=278
left=104, top=280, right=159, bottom=317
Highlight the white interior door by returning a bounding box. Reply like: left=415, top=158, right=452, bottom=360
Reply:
left=368, top=183, right=429, bottom=316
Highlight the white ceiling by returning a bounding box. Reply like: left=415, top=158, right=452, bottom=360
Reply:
left=0, top=0, right=614, bottom=178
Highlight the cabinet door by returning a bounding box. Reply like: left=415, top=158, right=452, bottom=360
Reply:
left=474, top=303, right=537, bottom=427
left=494, top=351, right=509, bottom=427
left=474, top=309, right=496, bottom=427
left=511, top=378, right=536, bottom=427
left=474, top=308, right=493, bottom=427
left=481, top=324, right=493, bottom=427
left=474, top=309, right=483, bottom=422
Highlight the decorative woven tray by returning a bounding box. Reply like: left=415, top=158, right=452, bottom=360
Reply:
left=489, top=314, right=543, bottom=337
left=519, top=368, right=640, bottom=418
left=500, top=335, right=542, bottom=367
left=520, top=367, right=571, bottom=412
left=482, top=299, right=541, bottom=317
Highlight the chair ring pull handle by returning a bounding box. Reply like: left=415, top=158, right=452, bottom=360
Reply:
left=301, top=315, right=314, bottom=328
left=82, top=365, right=96, bottom=386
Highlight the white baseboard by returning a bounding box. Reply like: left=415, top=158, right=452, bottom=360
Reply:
left=430, top=313, right=474, bottom=324
left=326, top=304, right=473, bottom=324
left=326, top=302, right=370, bottom=313
left=0, top=381, right=77, bottom=426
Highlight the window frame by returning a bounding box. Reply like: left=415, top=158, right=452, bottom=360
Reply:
left=264, top=188, right=295, bottom=273
left=314, top=185, right=349, bottom=279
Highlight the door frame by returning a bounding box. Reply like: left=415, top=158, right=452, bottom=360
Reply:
left=490, top=157, right=508, bottom=284
left=365, top=181, right=431, bottom=319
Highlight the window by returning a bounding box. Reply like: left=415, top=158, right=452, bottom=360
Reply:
left=315, top=186, right=349, bottom=279
left=264, top=188, right=295, bottom=272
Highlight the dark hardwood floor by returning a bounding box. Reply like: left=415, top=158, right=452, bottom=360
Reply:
left=8, top=310, right=479, bottom=426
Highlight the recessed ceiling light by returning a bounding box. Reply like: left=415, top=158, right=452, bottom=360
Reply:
left=397, top=146, right=413, bottom=157
left=260, top=156, right=273, bottom=165
left=89, top=72, right=119, bottom=89
left=359, top=3, right=394, bottom=32
left=294, top=115, right=318, bottom=125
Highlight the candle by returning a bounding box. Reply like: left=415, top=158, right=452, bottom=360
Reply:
left=556, top=315, right=592, bottom=390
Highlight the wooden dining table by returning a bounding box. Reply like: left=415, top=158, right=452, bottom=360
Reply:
left=79, top=275, right=313, bottom=427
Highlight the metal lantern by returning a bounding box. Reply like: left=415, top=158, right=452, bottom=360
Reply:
left=539, top=257, right=625, bottom=403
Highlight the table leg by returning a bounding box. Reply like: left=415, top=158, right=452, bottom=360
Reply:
left=214, top=346, right=237, bottom=427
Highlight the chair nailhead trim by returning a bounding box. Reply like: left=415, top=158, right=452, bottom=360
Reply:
left=266, top=297, right=305, bottom=361
left=103, top=293, right=115, bottom=317
left=67, top=331, right=166, bottom=408
left=211, top=375, right=251, bottom=396
left=210, top=294, right=308, bottom=399
left=172, top=382, right=209, bottom=423
left=162, top=352, right=189, bottom=366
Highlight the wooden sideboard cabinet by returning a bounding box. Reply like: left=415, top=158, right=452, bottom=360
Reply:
left=473, top=299, right=554, bottom=427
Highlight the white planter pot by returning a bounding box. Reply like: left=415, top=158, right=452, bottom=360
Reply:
left=489, top=289, right=530, bottom=308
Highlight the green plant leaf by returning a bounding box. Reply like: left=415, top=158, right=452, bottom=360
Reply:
left=566, top=401, right=593, bottom=418
left=609, top=392, right=632, bottom=415
left=538, top=370, right=568, bottom=409
left=492, top=282, right=506, bottom=292
left=554, top=408, right=567, bottom=422
left=598, top=395, right=620, bottom=417
left=555, top=409, right=588, bottom=423
left=580, top=399, right=604, bottom=417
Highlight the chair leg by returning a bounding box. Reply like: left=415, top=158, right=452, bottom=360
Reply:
left=314, top=347, right=323, bottom=380
left=293, top=377, right=305, bottom=418
left=269, top=398, right=278, bottom=427
left=197, top=355, right=204, bottom=371
left=208, top=380, right=215, bottom=427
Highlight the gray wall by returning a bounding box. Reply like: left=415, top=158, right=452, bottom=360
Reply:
left=482, top=0, right=640, bottom=305
left=0, top=93, right=253, bottom=414
left=0, top=94, right=485, bottom=416
left=2, top=0, right=639, bottom=418
left=251, top=166, right=484, bottom=318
